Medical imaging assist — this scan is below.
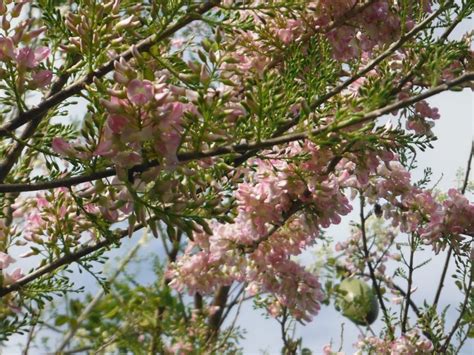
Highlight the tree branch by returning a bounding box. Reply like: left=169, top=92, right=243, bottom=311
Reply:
left=401, top=234, right=416, bottom=333
left=55, top=231, right=145, bottom=353
left=359, top=194, right=394, bottom=339
left=1, top=71, right=472, bottom=193
left=0, top=221, right=147, bottom=297
left=433, top=140, right=473, bottom=308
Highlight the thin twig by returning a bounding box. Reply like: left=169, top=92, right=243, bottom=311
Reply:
left=0, top=219, right=148, bottom=297
left=433, top=141, right=473, bottom=308
left=22, top=313, right=39, bottom=355
left=359, top=195, right=394, bottom=339
left=401, top=233, right=416, bottom=333
left=54, top=230, right=146, bottom=353
left=441, top=257, right=472, bottom=352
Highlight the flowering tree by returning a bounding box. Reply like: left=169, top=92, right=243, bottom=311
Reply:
left=0, top=0, right=473, bottom=353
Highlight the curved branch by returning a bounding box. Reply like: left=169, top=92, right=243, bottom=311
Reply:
left=0, top=222, right=146, bottom=297
left=0, top=72, right=472, bottom=193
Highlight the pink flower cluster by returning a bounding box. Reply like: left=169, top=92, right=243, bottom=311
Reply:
left=0, top=252, right=23, bottom=287
left=0, top=1, right=52, bottom=90
left=166, top=217, right=324, bottom=322
left=95, top=61, right=189, bottom=172
left=406, top=100, right=440, bottom=134
left=355, top=329, right=433, bottom=355
left=338, top=152, right=474, bottom=251
left=12, top=188, right=99, bottom=251
left=167, top=144, right=357, bottom=321
left=52, top=61, right=192, bottom=176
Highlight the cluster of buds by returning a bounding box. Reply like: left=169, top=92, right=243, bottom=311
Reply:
left=62, top=0, right=141, bottom=56
left=0, top=0, right=52, bottom=91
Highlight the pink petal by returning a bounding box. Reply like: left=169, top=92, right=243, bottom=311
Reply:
left=31, top=70, right=52, bottom=88
left=107, top=114, right=128, bottom=134
left=52, top=137, right=73, bottom=157
left=126, top=79, right=154, bottom=105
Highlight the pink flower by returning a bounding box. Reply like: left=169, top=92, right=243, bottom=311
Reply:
left=277, top=28, right=294, bottom=44
left=0, top=36, right=15, bottom=60
left=106, top=114, right=128, bottom=134
left=115, top=151, right=142, bottom=168
left=0, top=252, right=15, bottom=269
left=52, top=137, right=73, bottom=157
left=94, top=139, right=114, bottom=157
left=126, top=79, right=154, bottom=105
left=31, top=69, right=52, bottom=88
left=16, top=46, right=50, bottom=68
left=3, top=268, right=24, bottom=285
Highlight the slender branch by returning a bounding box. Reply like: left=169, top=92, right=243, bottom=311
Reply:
left=55, top=231, right=146, bottom=353
left=210, top=289, right=246, bottom=353
left=1, top=71, right=472, bottom=194
left=432, top=248, right=453, bottom=309
left=433, top=141, right=473, bottom=308
left=441, top=257, right=473, bottom=352
left=402, top=234, right=416, bottom=333
left=359, top=195, right=394, bottom=339
left=279, top=308, right=297, bottom=355
left=218, top=284, right=247, bottom=328
left=461, top=141, right=473, bottom=195
left=150, top=230, right=182, bottom=354
left=390, top=282, right=421, bottom=319
left=22, top=313, right=39, bottom=355
left=454, top=324, right=472, bottom=354
left=207, top=285, right=231, bottom=342
left=0, top=220, right=147, bottom=297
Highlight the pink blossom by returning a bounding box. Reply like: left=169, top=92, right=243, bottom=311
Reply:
left=126, top=79, right=154, bottom=105
left=31, top=69, right=52, bottom=88
left=106, top=114, right=128, bottom=134
left=0, top=252, right=15, bottom=269
left=94, top=139, right=115, bottom=157
left=52, top=137, right=73, bottom=157
left=3, top=268, right=24, bottom=285
left=16, top=46, right=50, bottom=68
left=0, top=36, right=15, bottom=60
left=277, top=28, right=294, bottom=45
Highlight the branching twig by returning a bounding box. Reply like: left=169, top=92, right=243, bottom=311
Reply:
left=402, top=234, right=416, bottom=333
left=359, top=195, right=394, bottom=339
left=433, top=141, right=473, bottom=308
left=54, top=230, right=147, bottom=353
